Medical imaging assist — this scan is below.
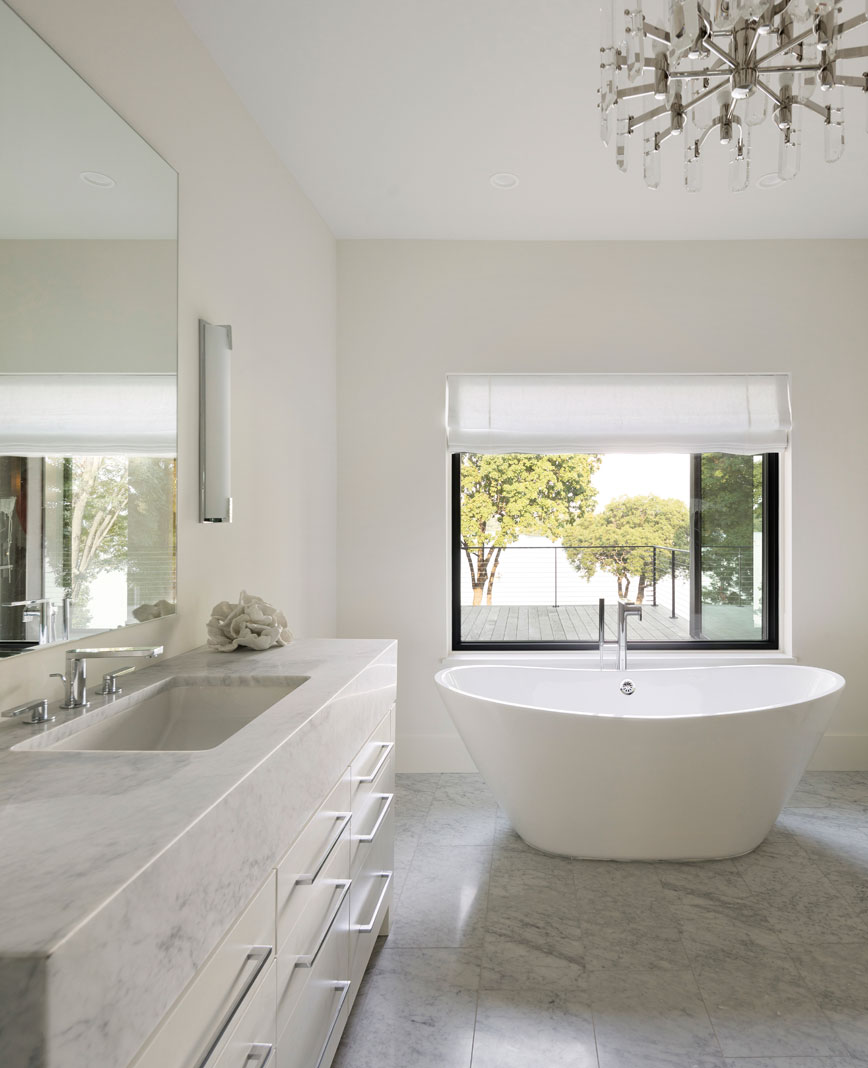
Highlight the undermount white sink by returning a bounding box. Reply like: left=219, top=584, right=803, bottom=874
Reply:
left=16, top=675, right=308, bottom=753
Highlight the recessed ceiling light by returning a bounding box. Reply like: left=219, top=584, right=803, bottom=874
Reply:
left=756, top=173, right=784, bottom=190
left=489, top=172, right=519, bottom=190
left=80, top=171, right=116, bottom=188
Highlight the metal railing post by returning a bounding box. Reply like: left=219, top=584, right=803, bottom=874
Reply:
left=671, top=549, right=676, bottom=618
left=554, top=549, right=558, bottom=608
left=652, top=546, right=657, bottom=607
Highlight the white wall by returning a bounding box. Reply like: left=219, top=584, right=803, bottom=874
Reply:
left=0, top=0, right=337, bottom=708
left=337, top=239, right=868, bottom=771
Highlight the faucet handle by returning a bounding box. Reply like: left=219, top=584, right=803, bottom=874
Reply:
left=96, top=665, right=136, bottom=696
left=2, top=699, right=54, bottom=725
left=49, top=671, right=66, bottom=684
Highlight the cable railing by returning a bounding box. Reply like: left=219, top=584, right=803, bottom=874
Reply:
left=460, top=542, right=755, bottom=620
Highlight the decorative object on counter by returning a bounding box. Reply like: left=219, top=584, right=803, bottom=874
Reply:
left=132, top=599, right=176, bottom=622
left=206, top=590, right=292, bottom=651
left=199, top=319, right=233, bottom=523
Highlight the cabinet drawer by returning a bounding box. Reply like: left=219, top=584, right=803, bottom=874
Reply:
left=277, top=787, right=350, bottom=956
left=350, top=713, right=394, bottom=869
left=349, top=810, right=393, bottom=977
left=276, top=894, right=350, bottom=1055
left=132, top=874, right=276, bottom=1068
left=211, top=962, right=276, bottom=1068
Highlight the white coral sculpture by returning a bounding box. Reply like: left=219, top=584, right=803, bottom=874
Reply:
left=206, top=590, right=293, bottom=652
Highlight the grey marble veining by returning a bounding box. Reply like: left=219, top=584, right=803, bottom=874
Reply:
left=336, top=770, right=868, bottom=1068
left=0, top=638, right=396, bottom=1068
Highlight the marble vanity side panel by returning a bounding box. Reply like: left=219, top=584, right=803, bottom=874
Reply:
left=46, top=652, right=396, bottom=1068
left=0, top=954, right=46, bottom=1068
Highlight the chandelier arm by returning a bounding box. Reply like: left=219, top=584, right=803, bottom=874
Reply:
left=642, top=22, right=671, bottom=45
left=834, top=45, right=868, bottom=60
left=836, top=73, right=868, bottom=87
left=795, top=97, right=830, bottom=119
left=755, top=78, right=784, bottom=106
left=771, top=0, right=793, bottom=17
left=668, top=69, right=733, bottom=80
left=681, top=82, right=725, bottom=113
left=836, top=13, right=868, bottom=36
left=616, top=83, right=658, bottom=100
left=759, top=63, right=822, bottom=72
left=756, top=27, right=814, bottom=65
left=628, top=103, right=669, bottom=133
left=704, top=39, right=737, bottom=68
left=656, top=125, right=675, bottom=145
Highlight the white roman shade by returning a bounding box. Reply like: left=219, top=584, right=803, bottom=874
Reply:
left=446, top=373, right=791, bottom=455
left=0, top=374, right=177, bottom=457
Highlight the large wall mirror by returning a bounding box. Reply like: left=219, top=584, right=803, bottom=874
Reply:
left=0, top=1, right=178, bottom=658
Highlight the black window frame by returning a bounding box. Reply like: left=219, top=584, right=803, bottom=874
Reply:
left=451, top=451, right=779, bottom=652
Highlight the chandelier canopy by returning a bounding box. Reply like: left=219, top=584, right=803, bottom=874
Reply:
left=599, top=0, right=868, bottom=189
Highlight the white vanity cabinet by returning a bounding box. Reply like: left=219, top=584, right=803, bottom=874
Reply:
left=129, top=705, right=395, bottom=1068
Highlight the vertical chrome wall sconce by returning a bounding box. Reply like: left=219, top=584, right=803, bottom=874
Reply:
left=199, top=319, right=233, bottom=523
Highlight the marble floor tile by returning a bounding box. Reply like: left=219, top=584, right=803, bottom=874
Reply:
left=419, top=807, right=498, bottom=847
left=723, top=1059, right=864, bottom=1068
left=598, top=1054, right=727, bottom=1068
left=470, top=988, right=597, bottom=1068
left=591, top=961, right=721, bottom=1060
left=787, top=941, right=868, bottom=1057
left=480, top=928, right=588, bottom=992
left=786, top=772, right=868, bottom=810
left=395, top=773, right=442, bottom=819
left=387, top=844, right=491, bottom=948
left=690, top=946, right=845, bottom=1058
left=433, top=772, right=497, bottom=806
left=332, top=945, right=478, bottom=1068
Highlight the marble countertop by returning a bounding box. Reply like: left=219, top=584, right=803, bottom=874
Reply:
left=0, top=638, right=396, bottom=957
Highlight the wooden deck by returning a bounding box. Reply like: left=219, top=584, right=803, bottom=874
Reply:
left=460, top=603, right=691, bottom=643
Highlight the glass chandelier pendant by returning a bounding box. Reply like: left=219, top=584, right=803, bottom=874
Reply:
left=598, top=0, right=868, bottom=190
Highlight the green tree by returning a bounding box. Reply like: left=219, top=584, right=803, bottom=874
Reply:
left=459, top=453, right=600, bottom=605
left=61, top=457, right=129, bottom=622
left=700, top=454, right=761, bottom=605
left=564, top=494, right=689, bottom=603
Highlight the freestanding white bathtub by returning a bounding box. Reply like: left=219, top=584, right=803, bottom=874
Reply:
left=434, top=664, right=845, bottom=861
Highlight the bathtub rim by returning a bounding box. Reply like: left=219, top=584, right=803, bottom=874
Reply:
left=434, top=662, right=846, bottom=723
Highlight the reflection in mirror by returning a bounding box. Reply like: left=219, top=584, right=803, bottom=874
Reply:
left=0, top=0, right=178, bottom=657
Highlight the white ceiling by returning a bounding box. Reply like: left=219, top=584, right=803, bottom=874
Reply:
left=173, top=0, right=868, bottom=240
left=0, top=1, right=176, bottom=239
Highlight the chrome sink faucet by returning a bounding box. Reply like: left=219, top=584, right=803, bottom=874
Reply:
left=618, top=601, right=642, bottom=671
left=51, top=646, right=163, bottom=709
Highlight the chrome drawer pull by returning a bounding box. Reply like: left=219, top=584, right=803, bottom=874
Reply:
left=295, top=813, right=351, bottom=886
left=313, top=982, right=351, bottom=1068
left=354, top=793, right=393, bottom=843
left=194, top=945, right=273, bottom=1068
left=356, top=742, right=394, bottom=784
left=353, top=872, right=392, bottom=934
left=294, top=879, right=351, bottom=969
left=243, top=1043, right=273, bottom=1067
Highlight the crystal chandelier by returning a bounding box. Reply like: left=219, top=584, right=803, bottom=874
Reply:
left=599, top=0, right=868, bottom=189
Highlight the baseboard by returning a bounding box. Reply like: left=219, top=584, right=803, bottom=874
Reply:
left=809, top=734, right=868, bottom=771
left=397, top=732, right=868, bottom=773
left=396, top=733, right=478, bottom=773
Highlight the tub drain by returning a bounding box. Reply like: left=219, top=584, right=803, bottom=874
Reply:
left=620, top=679, right=635, bottom=695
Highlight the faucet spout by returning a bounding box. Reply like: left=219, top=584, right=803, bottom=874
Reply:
left=58, top=646, right=164, bottom=709
left=617, top=601, right=642, bottom=672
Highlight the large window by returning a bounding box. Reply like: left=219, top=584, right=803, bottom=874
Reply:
left=451, top=451, right=778, bottom=650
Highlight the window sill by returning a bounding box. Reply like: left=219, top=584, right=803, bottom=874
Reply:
left=443, top=649, right=796, bottom=668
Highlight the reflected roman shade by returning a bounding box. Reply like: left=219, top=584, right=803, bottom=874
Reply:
left=446, top=373, right=791, bottom=455
left=0, top=374, right=177, bottom=456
